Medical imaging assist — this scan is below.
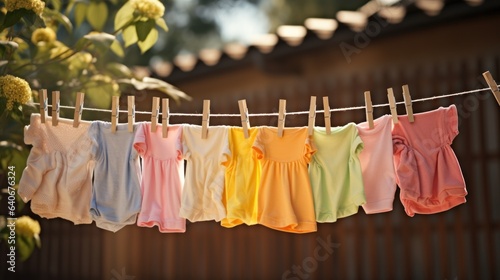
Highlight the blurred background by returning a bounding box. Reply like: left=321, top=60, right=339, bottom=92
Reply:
left=1, top=0, right=500, bottom=279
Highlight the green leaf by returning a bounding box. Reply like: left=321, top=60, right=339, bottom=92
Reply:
left=114, top=1, right=135, bottom=31
left=23, top=10, right=46, bottom=29
left=17, top=234, right=35, bottom=262
left=143, top=77, right=192, bottom=101
left=3, top=9, right=28, bottom=29
left=135, top=19, right=156, bottom=42
left=42, top=9, right=73, bottom=32
left=155, top=18, right=169, bottom=32
left=86, top=2, right=108, bottom=31
left=65, top=2, right=75, bottom=15
left=73, top=37, right=87, bottom=52
left=0, top=41, right=19, bottom=52
left=0, top=40, right=18, bottom=59
left=137, top=28, right=158, bottom=53
left=74, top=3, right=88, bottom=27
left=123, top=77, right=191, bottom=102
left=110, top=40, right=124, bottom=57
left=122, top=25, right=138, bottom=47
left=48, top=0, right=62, bottom=11
left=106, top=62, right=132, bottom=78
left=83, top=32, right=115, bottom=54
left=84, top=32, right=115, bottom=45
left=0, top=11, right=6, bottom=30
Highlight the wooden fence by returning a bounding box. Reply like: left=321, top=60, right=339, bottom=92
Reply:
left=2, top=9, right=499, bottom=280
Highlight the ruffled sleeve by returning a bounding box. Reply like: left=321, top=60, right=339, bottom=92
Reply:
left=133, top=123, right=147, bottom=156
left=444, top=105, right=459, bottom=143
left=392, top=133, right=421, bottom=197
left=304, top=135, right=316, bottom=164
left=350, top=125, right=364, bottom=156
left=24, top=114, right=41, bottom=146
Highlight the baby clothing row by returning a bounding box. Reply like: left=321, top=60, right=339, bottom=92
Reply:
left=18, top=105, right=467, bottom=234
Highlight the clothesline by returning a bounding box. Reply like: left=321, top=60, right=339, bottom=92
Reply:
left=33, top=86, right=496, bottom=118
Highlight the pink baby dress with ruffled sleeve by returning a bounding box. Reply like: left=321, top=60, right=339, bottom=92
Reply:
left=392, top=105, right=467, bottom=217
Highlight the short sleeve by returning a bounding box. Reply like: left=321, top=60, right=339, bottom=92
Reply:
left=24, top=115, right=41, bottom=146
left=351, top=127, right=364, bottom=156
left=444, top=105, right=459, bottom=142
left=24, top=125, right=36, bottom=145
left=304, top=135, right=316, bottom=164
left=251, top=129, right=265, bottom=160
left=348, top=125, right=367, bottom=206
left=133, top=123, right=147, bottom=156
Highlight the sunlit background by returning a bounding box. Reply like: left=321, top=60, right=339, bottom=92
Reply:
left=133, top=0, right=369, bottom=64
left=1, top=0, right=499, bottom=279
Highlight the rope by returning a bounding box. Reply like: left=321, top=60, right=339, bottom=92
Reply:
left=32, top=86, right=497, bottom=118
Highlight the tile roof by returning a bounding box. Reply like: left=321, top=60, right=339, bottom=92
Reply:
left=149, top=0, right=496, bottom=82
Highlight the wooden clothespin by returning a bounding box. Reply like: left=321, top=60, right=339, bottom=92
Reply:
left=151, top=97, right=160, bottom=133
left=111, top=96, right=119, bottom=133
left=387, top=88, right=399, bottom=124
left=364, top=91, right=374, bottom=129
left=128, top=96, right=135, bottom=133
left=238, top=99, right=250, bottom=138
left=277, top=99, right=286, bottom=137
left=402, top=84, right=414, bottom=123
left=39, top=89, right=47, bottom=123
left=307, top=96, right=316, bottom=136
left=482, top=71, right=500, bottom=106
left=201, top=100, right=210, bottom=139
left=323, top=96, right=331, bottom=134
left=52, top=91, right=60, bottom=126
left=162, top=98, right=169, bottom=138
left=73, top=92, right=84, bottom=128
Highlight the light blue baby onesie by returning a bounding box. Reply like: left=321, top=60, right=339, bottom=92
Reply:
left=88, top=121, right=142, bottom=232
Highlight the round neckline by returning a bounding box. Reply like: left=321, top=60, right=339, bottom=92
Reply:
left=313, top=123, right=356, bottom=135
left=357, top=115, right=391, bottom=136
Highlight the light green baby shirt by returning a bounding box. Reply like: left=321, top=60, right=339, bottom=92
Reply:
left=309, top=123, right=366, bottom=223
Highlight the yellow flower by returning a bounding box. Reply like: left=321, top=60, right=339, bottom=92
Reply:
left=31, top=28, right=56, bottom=44
left=0, top=75, right=32, bottom=110
left=15, top=216, right=41, bottom=238
left=5, top=0, right=45, bottom=16
left=130, top=0, right=165, bottom=20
